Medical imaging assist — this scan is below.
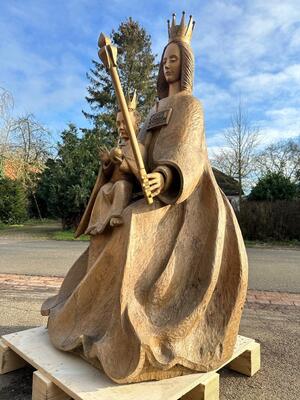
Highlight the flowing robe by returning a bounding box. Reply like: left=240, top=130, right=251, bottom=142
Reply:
left=84, top=141, right=144, bottom=235
left=42, top=91, right=248, bottom=384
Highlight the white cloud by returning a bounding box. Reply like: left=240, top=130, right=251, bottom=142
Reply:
left=208, top=105, right=300, bottom=157
left=195, top=81, right=234, bottom=114
left=231, top=64, right=300, bottom=102
left=257, top=107, right=300, bottom=145
left=0, top=0, right=299, bottom=146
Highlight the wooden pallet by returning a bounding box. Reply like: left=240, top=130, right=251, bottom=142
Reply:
left=0, top=327, right=260, bottom=400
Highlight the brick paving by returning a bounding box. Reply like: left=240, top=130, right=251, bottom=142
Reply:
left=0, top=273, right=299, bottom=307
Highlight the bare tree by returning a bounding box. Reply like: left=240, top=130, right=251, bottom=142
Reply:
left=212, top=102, right=260, bottom=202
left=0, top=87, right=14, bottom=157
left=256, top=138, right=300, bottom=181
left=9, top=113, right=51, bottom=166
left=7, top=113, right=52, bottom=219
left=0, top=88, right=53, bottom=218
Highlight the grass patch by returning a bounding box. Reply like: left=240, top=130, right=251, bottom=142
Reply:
left=51, top=230, right=89, bottom=241
left=0, top=218, right=89, bottom=241
left=0, top=218, right=60, bottom=230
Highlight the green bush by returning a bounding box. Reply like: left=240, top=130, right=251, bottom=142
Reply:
left=249, top=172, right=298, bottom=201
left=0, top=177, right=28, bottom=224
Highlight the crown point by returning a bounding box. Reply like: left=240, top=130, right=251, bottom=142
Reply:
left=171, top=13, right=176, bottom=27
left=180, top=12, right=185, bottom=25
left=127, top=90, right=137, bottom=111
left=167, top=12, right=195, bottom=44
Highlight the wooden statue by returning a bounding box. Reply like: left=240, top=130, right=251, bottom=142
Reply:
left=84, top=92, right=144, bottom=235
left=41, top=12, right=248, bottom=384
left=98, top=34, right=153, bottom=206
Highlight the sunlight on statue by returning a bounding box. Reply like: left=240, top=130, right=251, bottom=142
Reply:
left=85, top=92, right=144, bottom=235
left=41, top=12, right=248, bottom=384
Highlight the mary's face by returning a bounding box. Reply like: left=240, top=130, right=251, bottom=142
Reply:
left=163, top=42, right=181, bottom=84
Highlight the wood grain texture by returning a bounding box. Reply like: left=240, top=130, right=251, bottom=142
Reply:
left=0, top=338, right=27, bottom=374
left=1, top=327, right=259, bottom=400
left=32, top=371, right=71, bottom=400
left=228, top=342, right=261, bottom=377
left=41, top=26, right=248, bottom=384
left=181, top=372, right=219, bottom=400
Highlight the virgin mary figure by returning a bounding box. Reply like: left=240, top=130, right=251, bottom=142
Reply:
left=42, top=13, right=248, bottom=384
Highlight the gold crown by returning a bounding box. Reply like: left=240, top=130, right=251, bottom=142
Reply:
left=168, top=12, right=195, bottom=44
left=127, top=90, right=137, bottom=111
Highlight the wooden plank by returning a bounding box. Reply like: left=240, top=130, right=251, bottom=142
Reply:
left=32, top=371, right=71, bottom=400
left=0, top=338, right=27, bottom=374
left=181, top=372, right=219, bottom=400
left=228, top=342, right=261, bottom=377
left=1, top=327, right=259, bottom=400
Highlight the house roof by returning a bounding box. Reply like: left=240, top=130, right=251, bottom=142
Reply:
left=212, top=168, right=242, bottom=196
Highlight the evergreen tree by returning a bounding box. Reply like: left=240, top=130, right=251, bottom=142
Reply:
left=249, top=172, right=298, bottom=201
left=36, top=124, right=105, bottom=228
left=0, top=177, right=28, bottom=224
left=83, top=18, right=158, bottom=140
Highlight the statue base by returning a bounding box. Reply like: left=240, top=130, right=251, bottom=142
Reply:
left=0, top=327, right=260, bottom=400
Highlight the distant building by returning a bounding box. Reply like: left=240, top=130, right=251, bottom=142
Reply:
left=212, top=168, right=242, bottom=210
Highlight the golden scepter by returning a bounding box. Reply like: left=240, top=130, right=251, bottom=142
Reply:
left=98, top=33, right=153, bottom=205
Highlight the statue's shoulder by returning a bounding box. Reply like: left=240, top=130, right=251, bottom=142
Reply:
left=173, top=93, right=203, bottom=117
left=179, top=93, right=203, bottom=108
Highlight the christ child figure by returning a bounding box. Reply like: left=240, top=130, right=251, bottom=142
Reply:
left=85, top=93, right=143, bottom=235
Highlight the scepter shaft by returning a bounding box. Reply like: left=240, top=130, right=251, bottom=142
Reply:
left=98, top=33, right=153, bottom=205
left=110, top=67, right=145, bottom=173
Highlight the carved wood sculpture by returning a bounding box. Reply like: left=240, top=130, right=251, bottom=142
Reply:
left=41, top=12, right=248, bottom=384
left=83, top=92, right=145, bottom=235
left=98, top=33, right=153, bottom=206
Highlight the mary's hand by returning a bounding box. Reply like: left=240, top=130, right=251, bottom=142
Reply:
left=147, top=172, right=165, bottom=197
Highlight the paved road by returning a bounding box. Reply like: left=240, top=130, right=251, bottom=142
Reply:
left=0, top=239, right=299, bottom=292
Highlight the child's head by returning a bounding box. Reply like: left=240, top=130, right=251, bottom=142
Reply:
left=116, top=109, right=140, bottom=140
left=116, top=91, right=140, bottom=140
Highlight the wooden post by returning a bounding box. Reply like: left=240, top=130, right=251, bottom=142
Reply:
left=32, top=371, right=71, bottom=400
left=181, top=372, right=220, bottom=400
left=228, top=341, right=261, bottom=377
left=0, top=339, right=27, bottom=374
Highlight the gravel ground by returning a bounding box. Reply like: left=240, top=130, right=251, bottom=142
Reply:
left=0, top=285, right=299, bottom=399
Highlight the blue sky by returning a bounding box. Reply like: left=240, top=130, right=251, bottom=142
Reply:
left=0, top=0, right=299, bottom=151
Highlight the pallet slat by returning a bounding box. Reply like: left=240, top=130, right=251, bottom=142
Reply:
left=32, top=371, right=71, bottom=400
left=1, top=327, right=260, bottom=400
left=228, top=342, right=261, bottom=377
left=0, top=338, right=27, bottom=374
left=181, top=372, right=219, bottom=400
